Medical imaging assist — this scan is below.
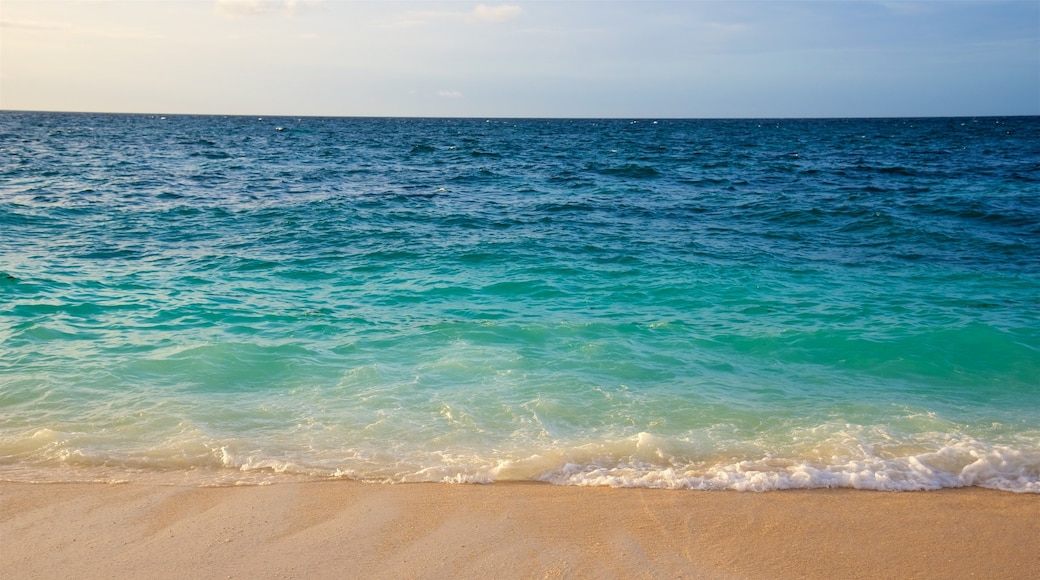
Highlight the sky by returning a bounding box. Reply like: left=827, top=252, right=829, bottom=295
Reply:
left=1, top=0, right=1037, bottom=118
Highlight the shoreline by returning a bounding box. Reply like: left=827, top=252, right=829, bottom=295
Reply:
left=3, top=481, right=1037, bottom=579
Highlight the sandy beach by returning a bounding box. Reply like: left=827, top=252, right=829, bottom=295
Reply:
left=2, top=481, right=1036, bottom=579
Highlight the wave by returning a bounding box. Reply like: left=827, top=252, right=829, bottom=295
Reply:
left=3, top=427, right=1037, bottom=492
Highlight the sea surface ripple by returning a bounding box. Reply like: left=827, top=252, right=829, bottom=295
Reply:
left=1, top=113, right=1038, bottom=490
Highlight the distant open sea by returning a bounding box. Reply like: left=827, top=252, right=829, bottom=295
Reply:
left=1, top=112, right=1038, bottom=490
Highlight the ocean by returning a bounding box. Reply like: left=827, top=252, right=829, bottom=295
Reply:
left=1, top=112, right=1038, bottom=491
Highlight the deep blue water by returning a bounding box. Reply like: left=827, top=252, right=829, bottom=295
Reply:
left=1, top=112, right=1038, bottom=490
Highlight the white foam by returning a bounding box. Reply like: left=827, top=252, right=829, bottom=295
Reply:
left=3, top=424, right=1038, bottom=491
left=532, top=437, right=1040, bottom=492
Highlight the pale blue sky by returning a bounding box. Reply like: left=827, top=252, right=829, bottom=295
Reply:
left=2, top=1, right=1037, bottom=118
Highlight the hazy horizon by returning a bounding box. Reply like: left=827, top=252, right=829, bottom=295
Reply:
left=2, top=1, right=1038, bottom=119
left=4, top=109, right=1039, bottom=121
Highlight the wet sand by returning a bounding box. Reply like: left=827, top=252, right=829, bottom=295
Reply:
left=2, top=481, right=1037, bottom=579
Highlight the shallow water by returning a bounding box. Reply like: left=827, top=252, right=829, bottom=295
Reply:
left=2, top=113, right=1038, bottom=490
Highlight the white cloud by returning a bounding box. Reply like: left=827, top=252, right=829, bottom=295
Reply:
left=0, top=18, right=72, bottom=31
left=214, top=0, right=316, bottom=18
left=215, top=0, right=279, bottom=17
left=0, top=15, right=158, bottom=40
left=468, top=4, right=522, bottom=24
left=379, top=4, right=522, bottom=29
left=437, top=89, right=464, bottom=98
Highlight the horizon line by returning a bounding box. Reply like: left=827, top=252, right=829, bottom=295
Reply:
left=3, top=108, right=1038, bottom=122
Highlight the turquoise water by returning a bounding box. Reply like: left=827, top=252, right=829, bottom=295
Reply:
left=2, top=113, right=1038, bottom=490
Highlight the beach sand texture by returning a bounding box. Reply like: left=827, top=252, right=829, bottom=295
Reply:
left=2, top=481, right=1037, bottom=579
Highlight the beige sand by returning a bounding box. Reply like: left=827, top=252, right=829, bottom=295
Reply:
left=2, top=481, right=1037, bottom=579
